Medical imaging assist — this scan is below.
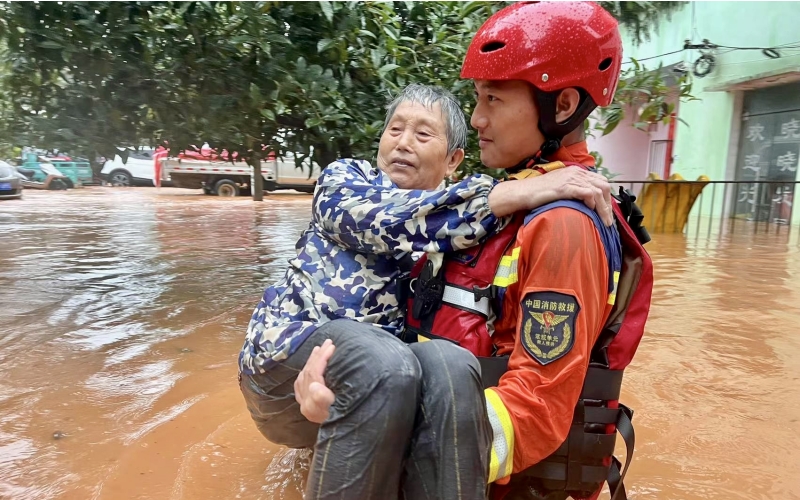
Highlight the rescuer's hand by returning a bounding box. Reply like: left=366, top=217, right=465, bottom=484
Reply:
left=294, top=339, right=336, bottom=424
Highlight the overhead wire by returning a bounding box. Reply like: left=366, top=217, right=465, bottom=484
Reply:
left=621, top=49, right=685, bottom=65
left=714, top=40, right=800, bottom=50
left=716, top=51, right=800, bottom=66
left=621, top=39, right=800, bottom=66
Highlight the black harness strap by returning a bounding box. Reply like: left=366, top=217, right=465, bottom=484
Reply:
left=608, top=404, right=634, bottom=500
left=613, top=187, right=651, bottom=246
left=519, top=404, right=634, bottom=499
left=581, top=367, right=623, bottom=401
left=478, top=355, right=509, bottom=389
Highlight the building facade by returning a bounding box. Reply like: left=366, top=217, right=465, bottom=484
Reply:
left=589, top=1, right=800, bottom=224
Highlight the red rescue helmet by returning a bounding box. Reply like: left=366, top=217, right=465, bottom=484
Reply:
left=461, top=1, right=623, bottom=153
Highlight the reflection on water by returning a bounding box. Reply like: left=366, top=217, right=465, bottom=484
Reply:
left=0, top=188, right=309, bottom=499
left=1, top=187, right=799, bottom=499
left=623, top=231, right=800, bottom=500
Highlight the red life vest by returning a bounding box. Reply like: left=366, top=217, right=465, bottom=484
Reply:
left=403, top=162, right=653, bottom=500
left=405, top=211, right=523, bottom=357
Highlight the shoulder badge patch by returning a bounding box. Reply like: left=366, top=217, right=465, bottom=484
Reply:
left=520, top=291, right=580, bottom=365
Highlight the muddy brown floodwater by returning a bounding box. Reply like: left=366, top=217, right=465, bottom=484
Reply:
left=1, top=187, right=800, bottom=500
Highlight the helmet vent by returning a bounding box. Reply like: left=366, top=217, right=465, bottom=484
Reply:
left=598, top=57, right=613, bottom=71
left=481, top=41, right=506, bottom=53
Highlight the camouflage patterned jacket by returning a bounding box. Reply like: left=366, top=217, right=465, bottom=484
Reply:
left=239, top=158, right=506, bottom=375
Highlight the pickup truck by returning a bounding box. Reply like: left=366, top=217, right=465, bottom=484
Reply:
left=160, top=150, right=320, bottom=196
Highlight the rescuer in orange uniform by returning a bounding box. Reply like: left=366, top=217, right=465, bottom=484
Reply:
left=460, top=3, right=627, bottom=497
left=299, top=3, right=646, bottom=498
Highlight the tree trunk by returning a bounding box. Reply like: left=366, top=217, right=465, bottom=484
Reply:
left=314, top=141, right=338, bottom=170
left=250, top=150, right=264, bottom=201
left=337, top=138, right=353, bottom=159
left=89, top=148, right=101, bottom=178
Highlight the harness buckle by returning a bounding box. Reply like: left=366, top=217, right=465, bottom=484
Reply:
left=472, top=284, right=496, bottom=301
left=411, top=260, right=445, bottom=320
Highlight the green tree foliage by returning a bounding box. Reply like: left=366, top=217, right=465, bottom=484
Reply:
left=600, top=1, right=686, bottom=46
left=0, top=1, right=690, bottom=196
left=0, top=2, right=159, bottom=165
left=593, top=58, right=698, bottom=137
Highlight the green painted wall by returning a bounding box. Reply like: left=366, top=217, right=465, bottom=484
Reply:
left=619, top=1, right=800, bottom=224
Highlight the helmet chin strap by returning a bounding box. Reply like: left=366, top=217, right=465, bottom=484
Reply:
left=539, top=138, right=562, bottom=157
left=507, top=88, right=595, bottom=174
left=506, top=138, right=561, bottom=175
left=532, top=88, right=597, bottom=163
left=506, top=136, right=561, bottom=173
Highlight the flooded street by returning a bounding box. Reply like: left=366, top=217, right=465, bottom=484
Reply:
left=1, top=187, right=799, bottom=499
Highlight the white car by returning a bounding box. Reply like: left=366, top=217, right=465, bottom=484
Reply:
left=100, top=148, right=165, bottom=187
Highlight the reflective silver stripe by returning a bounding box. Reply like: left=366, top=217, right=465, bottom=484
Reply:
left=486, top=388, right=514, bottom=482
left=442, top=285, right=491, bottom=317
left=494, top=259, right=517, bottom=281
left=493, top=247, right=520, bottom=287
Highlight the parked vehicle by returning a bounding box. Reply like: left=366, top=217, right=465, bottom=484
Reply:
left=0, top=161, right=23, bottom=200
left=13, top=161, right=70, bottom=191
left=99, top=146, right=178, bottom=187
left=20, top=153, right=92, bottom=188
left=45, top=155, right=96, bottom=186
left=160, top=149, right=320, bottom=196
left=99, top=147, right=166, bottom=187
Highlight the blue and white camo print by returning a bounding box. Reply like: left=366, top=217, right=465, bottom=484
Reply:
left=238, top=158, right=507, bottom=375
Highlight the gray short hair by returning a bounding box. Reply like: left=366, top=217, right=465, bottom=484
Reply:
left=382, top=84, right=468, bottom=155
